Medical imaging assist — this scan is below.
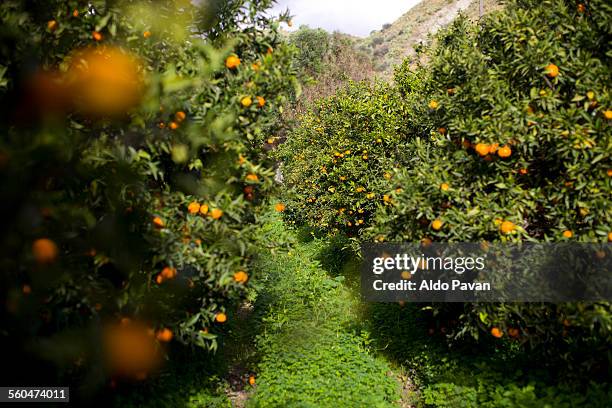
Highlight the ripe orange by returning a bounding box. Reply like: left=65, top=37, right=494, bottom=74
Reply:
left=440, top=183, right=449, bottom=191
left=215, top=312, right=227, bottom=323
left=608, top=232, right=612, bottom=242
left=155, top=275, right=163, bottom=284
left=438, top=127, right=446, bottom=135
left=143, top=31, right=151, bottom=38
left=233, top=271, right=249, bottom=284
left=175, top=111, right=186, bottom=122
left=275, top=203, right=286, bottom=212
left=256, top=96, right=265, bottom=107
left=475, top=143, right=489, bottom=157
left=153, top=217, right=164, bottom=228
left=156, top=328, right=173, bottom=342
left=577, top=3, right=586, bottom=13
left=562, top=230, right=573, bottom=238
left=607, top=169, right=612, bottom=177
left=604, top=110, right=612, bottom=120
left=47, top=20, right=58, bottom=31
left=431, top=219, right=443, bottom=231
left=508, top=328, right=519, bottom=338
left=73, top=9, right=79, bottom=17
left=545, top=63, right=559, bottom=78
left=161, top=267, right=177, bottom=279
left=246, top=173, right=259, bottom=182
left=32, top=238, right=59, bottom=264
left=500, top=221, right=515, bottom=234
left=428, top=100, right=439, bottom=110
left=169, top=121, right=179, bottom=130
left=210, top=209, right=223, bottom=219
left=490, top=327, right=503, bottom=338
left=497, top=145, right=512, bottom=158
left=249, top=375, right=256, bottom=385
left=225, top=55, right=241, bottom=69
left=241, top=96, right=252, bottom=107
left=199, top=204, right=209, bottom=215
left=22, top=284, right=32, bottom=295
left=188, top=201, right=200, bottom=214
left=488, top=143, right=499, bottom=154
left=92, top=31, right=103, bottom=41
left=519, top=168, right=528, bottom=175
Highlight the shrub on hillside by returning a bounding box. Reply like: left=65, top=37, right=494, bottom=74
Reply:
left=0, top=0, right=296, bottom=387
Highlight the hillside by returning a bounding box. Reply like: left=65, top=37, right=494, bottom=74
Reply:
left=361, top=0, right=501, bottom=74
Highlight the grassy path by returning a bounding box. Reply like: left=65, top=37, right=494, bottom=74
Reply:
left=246, top=220, right=400, bottom=407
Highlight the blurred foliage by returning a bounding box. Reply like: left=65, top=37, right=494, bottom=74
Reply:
left=0, top=0, right=296, bottom=394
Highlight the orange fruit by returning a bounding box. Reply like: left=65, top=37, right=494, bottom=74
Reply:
left=475, top=143, right=490, bottom=157
left=73, top=9, right=79, bottom=17
left=215, top=312, right=227, bottom=323
left=428, top=100, right=439, bottom=110
left=266, top=47, right=273, bottom=55
left=545, top=63, right=559, bottom=78
left=246, top=173, right=259, bottom=182
left=156, top=328, right=173, bottom=342
left=153, top=217, right=164, bottom=228
left=241, top=96, right=252, bottom=107
left=562, top=230, right=573, bottom=238
left=200, top=204, right=209, bottom=215
left=248, top=375, right=256, bottom=385
left=577, top=3, right=586, bottom=13
left=169, top=121, right=179, bottom=130
left=47, top=20, right=58, bottom=31
left=22, top=284, right=32, bottom=295
left=155, top=275, right=163, bottom=284
left=519, top=168, right=528, bottom=175
left=92, top=31, right=103, bottom=41
left=497, top=145, right=512, bottom=158
left=175, top=111, right=186, bottom=122
left=508, top=328, right=519, bottom=338
left=490, top=327, right=503, bottom=338
left=275, top=203, right=286, bottom=212
left=500, top=221, right=515, bottom=234
left=438, top=127, right=446, bottom=135
left=188, top=201, right=200, bottom=214
left=32, top=238, right=59, bottom=264
left=607, top=169, right=612, bottom=177
left=210, top=209, right=223, bottom=219
left=608, top=232, right=612, bottom=242
left=234, top=271, right=249, bottom=284
left=440, top=183, right=449, bottom=191
left=256, top=96, right=265, bottom=107
left=431, top=219, right=443, bottom=231
left=488, top=143, right=499, bottom=154
left=143, top=31, right=151, bottom=38
left=161, top=267, right=177, bottom=279
left=225, top=55, right=241, bottom=69
left=251, top=62, right=260, bottom=71
left=604, top=110, right=612, bottom=120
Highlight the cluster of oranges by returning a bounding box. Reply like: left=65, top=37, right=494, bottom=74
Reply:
left=473, top=142, right=512, bottom=159
left=187, top=201, right=223, bottom=220
left=490, top=327, right=520, bottom=339
left=155, top=266, right=177, bottom=285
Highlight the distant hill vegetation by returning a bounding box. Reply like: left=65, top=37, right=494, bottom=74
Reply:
left=361, top=0, right=502, bottom=74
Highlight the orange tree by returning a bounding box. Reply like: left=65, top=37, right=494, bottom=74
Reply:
left=0, top=0, right=295, bottom=384
left=275, top=80, right=430, bottom=236
left=370, top=0, right=611, bottom=371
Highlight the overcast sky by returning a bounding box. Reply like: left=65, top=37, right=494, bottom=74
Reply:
left=270, top=0, right=422, bottom=37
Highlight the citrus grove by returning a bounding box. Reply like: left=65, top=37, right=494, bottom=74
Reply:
left=0, top=0, right=611, bottom=406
